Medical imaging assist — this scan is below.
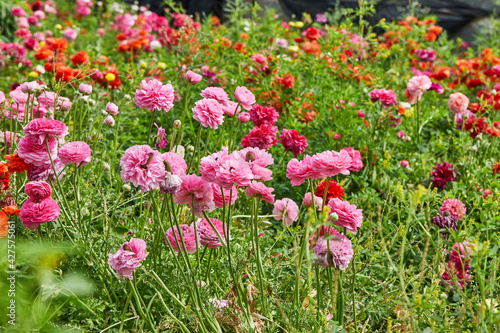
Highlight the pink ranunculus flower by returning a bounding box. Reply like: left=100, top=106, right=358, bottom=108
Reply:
left=18, top=135, right=58, bottom=166
left=199, top=147, right=230, bottom=183
left=313, top=231, right=353, bottom=270
left=249, top=104, right=279, bottom=126
left=342, top=147, right=363, bottom=172
left=245, top=180, right=275, bottom=204
left=173, top=174, right=215, bottom=217
left=327, top=198, right=363, bottom=233
left=106, top=102, right=119, bottom=115
left=440, top=198, right=466, bottom=221
left=279, top=129, right=308, bottom=158
left=62, top=28, right=77, bottom=42
left=27, top=158, right=65, bottom=182
left=25, top=181, right=52, bottom=199
left=20, top=81, right=40, bottom=93
left=12, top=7, right=27, bottom=17
left=10, top=87, right=30, bottom=104
left=356, top=110, right=366, bottom=118
left=311, top=149, right=352, bottom=178
left=59, top=141, right=92, bottom=166
left=134, top=79, right=175, bottom=112
left=400, top=160, right=409, bottom=168
left=406, top=75, right=432, bottom=103
left=238, top=147, right=274, bottom=181
left=369, top=89, right=398, bottom=108
left=23, top=118, right=69, bottom=144
left=286, top=155, right=322, bottom=186
left=273, top=198, right=299, bottom=226
left=79, top=83, right=92, bottom=94
left=108, top=238, right=149, bottom=280
left=211, top=183, right=237, bottom=208
left=104, top=116, right=115, bottom=126
left=162, top=152, right=187, bottom=176
left=234, top=86, right=256, bottom=110
left=120, top=145, right=166, bottom=193
left=192, top=98, right=224, bottom=129
left=241, top=124, right=278, bottom=150
left=448, top=92, right=469, bottom=115
left=165, top=224, right=198, bottom=253
left=303, top=192, right=323, bottom=210
left=186, top=70, right=202, bottom=84
left=213, top=154, right=253, bottom=189
left=238, top=112, right=250, bottom=123
left=222, top=101, right=241, bottom=117
left=196, top=218, right=229, bottom=248
left=200, top=87, right=228, bottom=104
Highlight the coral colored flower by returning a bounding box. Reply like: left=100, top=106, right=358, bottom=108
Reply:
left=0, top=212, right=7, bottom=239
left=440, top=198, right=466, bottom=220
left=200, top=87, right=229, bottom=105
left=162, top=152, right=187, bottom=176
left=134, top=79, right=175, bottom=112
left=192, top=98, right=224, bottom=129
left=448, top=92, right=469, bottom=115
left=343, top=147, right=363, bottom=171
left=3, top=206, right=20, bottom=216
left=313, top=231, right=353, bottom=270
left=273, top=198, right=299, bottom=226
left=23, top=118, right=69, bottom=144
left=120, top=145, right=165, bottom=193
left=234, top=86, right=256, bottom=110
left=59, top=141, right=92, bottom=166
left=279, top=129, right=308, bottom=158
left=186, top=70, right=202, bottom=84
left=5, top=153, right=30, bottom=173
left=173, top=174, right=214, bottom=217
left=211, top=183, right=237, bottom=208
left=165, top=224, right=198, bottom=253
left=245, top=181, right=275, bottom=204
left=303, top=192, right=323, bottom=210
left=369, top=89, right=398, bottom=108
left=315, top=179, right=345, bottom=201
left=431, top=162, right=456, bottom=189
left=18, top=135, right=58, bottom=166
left=241, top=124, right=278, bottom=150
left=0, top=165, right=10, bottom=191
left=249, top=104, right=279, bottom=126
left=108, top=238, right=148, bottom=279
left=196, top=218, right=229, bottom=248
left=327, top=198, right=363, bottom=233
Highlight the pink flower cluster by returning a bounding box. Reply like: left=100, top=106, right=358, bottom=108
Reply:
left=286, top=148, right=363, bottom=186
left=108, top=238, right=148, bottom=280
left=442, top=241, right=472, bottom=289
left=20, top=181, right=60, bottom=230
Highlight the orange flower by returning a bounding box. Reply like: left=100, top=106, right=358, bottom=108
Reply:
left=240, top=32, right=249, bottom=40
left=5, top=154, right=31, bottom=173
left=0, top=211, right=7, bottom=239
left=46, top=37, right=68, bottom=53
left=210, top=16, right=220, bottom=26
left=0, top=163, right=7, bottom=174
left=2, top=206, right=20, bottom=216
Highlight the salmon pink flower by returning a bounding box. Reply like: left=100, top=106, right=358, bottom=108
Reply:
left=343, top=147, right=363, bottom=171
left=311, top=149, right=352, bottom=178
left=286, top=155, right=322, bottom=186
left=440, top=198, right=466, bottom=220
left=20, top=181, right=60, bottom=230
left=448, top=92, right=469, bottom=115
left=59, top=141, right=92, bottom=166
left=18, top=135, right=58, bottom=166
left=406, top=75, right=432, bottom=103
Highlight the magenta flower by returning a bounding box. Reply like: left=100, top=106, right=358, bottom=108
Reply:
left=59, top=141, right=92, bottom=166
left=18, top=135, right=58, bottom=166
left=279, top=129, right=308, bottom=158
left=313, top=231, right=353, bottom=270
left=369, top=89, right=398, bottom=108
left=27, top=158, right=65, bottom=182
left=241, top=124, right=278, bottom=150
left=440, top=198, right=466, bottom=220
left=165, top=224, right=198, bottom=253
left=249, top=104, right=279, bottom=126
left=196, top=218, right=229, bottom=248
left=211, top=183, right=238, bottom=208
left=23, top=118, right=69, bottom=144
left=173, top=174, right=214, bottom=217
left=234, top=86, right=256, bottom=110
left=327, top=198, right=363, bottom=233
left=134, top=79, right=175, bottom=112
left=200, top=87, right=229, bottom=105
left=108, top=238, right=149, bottom=280
left=245, top=181, right=275, bottom=204
left=20, top=181, right=60, bottom=230
left=431, top=162, right=456, bottom=189
left=154, top=124, right=168, bottom=149
left=192, top=98, right=224, bottom=129
left=400, top=160, right=409, bottom=168
left=273, top=198, right=299, bottom=226
left=414, top=48, right=436, bottom=62
left=120, top=145, right=166, bottom=193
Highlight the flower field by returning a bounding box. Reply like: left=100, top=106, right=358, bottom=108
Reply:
left=1, top=0, right=500, bottom=332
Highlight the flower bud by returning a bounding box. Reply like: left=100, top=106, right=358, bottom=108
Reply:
left=122, top=184, right=132, bottom=192
left=187, top=145, right=194, bottom=152
left=330, top=212, right=339, bottom=221
left=103, top=162, right=111, bottom=171
left=173, top=120, right=181, bottom=128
